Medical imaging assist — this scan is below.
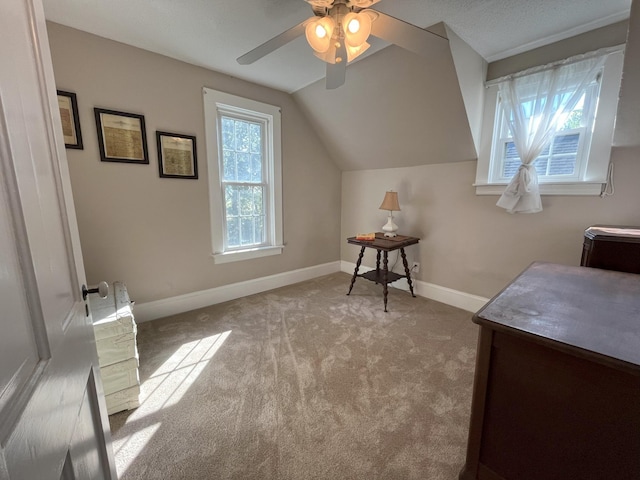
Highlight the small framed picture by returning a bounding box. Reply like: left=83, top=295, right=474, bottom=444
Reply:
left=156, top=131, right=198, bottom=179
left=57, top=90, right=83, bottom=149
left=94, top=108, right=149, bottom=164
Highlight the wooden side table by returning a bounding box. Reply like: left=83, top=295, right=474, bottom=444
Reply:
left=346, top=232, right=420, bottom=312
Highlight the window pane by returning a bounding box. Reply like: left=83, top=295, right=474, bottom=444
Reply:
left=239, top=187, right=254, bottom=216
left=223, top=150, right=236, bottom=181
left=250, top=123, right=261, bottom=154
left=223, top=184, right=266, bottom=249
left=237, top=153, right=251, bottom=182
left=226, top=217, right=240, bottom=248
left=533, top=157, right=549, bottom=176
left=221, top=117, right=235, bottom=150
left=221, top=116, right=262, bottom=184
left=500, top=132, right=580, bottom=179
left=256, top=215, right=265, bottom=244
left=553, top=134, right=580, bottom=155
left=251, top=154, right=262, bottom=182
left=548, top=156, right=576, bottom=175
left=560, top=93, right=585, bottom=130
left=502, top=142, right=520, bottom=177
left=240, top=218, right=254, bottom=246
left=253, top=186, right=263, bottom=215
left=235, top=120, right=250, bottom=152
left=225, top=185, right=238, bottom=217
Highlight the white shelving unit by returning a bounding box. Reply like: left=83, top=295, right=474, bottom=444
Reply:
left=90, top=282, right=140, bottom=415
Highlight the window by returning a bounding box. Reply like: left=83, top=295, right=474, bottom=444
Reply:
left=203, top=88, right=283, bottom=263
left=491, top=83, right=599, bottom=183
left=475, top=49, right=624, bottom=196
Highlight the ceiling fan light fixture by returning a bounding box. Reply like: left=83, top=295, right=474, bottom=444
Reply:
left=305, top=16, right=336, bottom=53
left=342, top=11, right=371, bottom=47
left=346, top=40, right=370, bottom=62
left=347, top=0, right=376, bottom=7
left=313, top=48, right=336, bottom=64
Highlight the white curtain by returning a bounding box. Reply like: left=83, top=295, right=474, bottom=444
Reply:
left=496, top=56, right=606, bottom=214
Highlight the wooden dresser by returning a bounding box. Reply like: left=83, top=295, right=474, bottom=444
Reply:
left=581, top=225, right=640, bottom=273
left=459, top=262, right=640, bottom=480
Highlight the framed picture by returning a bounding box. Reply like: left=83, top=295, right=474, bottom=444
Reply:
left=94, top=108, right=149, bottom=164
left=57, top=90, right=83, bottom=149
left=156, top=131, right=198, bottom=179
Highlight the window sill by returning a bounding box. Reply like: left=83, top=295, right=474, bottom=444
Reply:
left=474, top=182, right=604, bottom=196
left=212, top=245, right=284, bottom=264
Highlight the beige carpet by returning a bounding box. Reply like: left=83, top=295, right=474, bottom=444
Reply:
left=109, top=272, right=479, bottom=479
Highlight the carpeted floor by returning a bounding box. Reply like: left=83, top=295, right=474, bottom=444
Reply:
left=109, top=272, right=479, bottom=479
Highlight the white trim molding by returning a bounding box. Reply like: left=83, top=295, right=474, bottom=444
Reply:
left=212, top=245, right=284, bottom=264
left=135, top=260, right=490, bottom=323
left=474, top=182, right=605, bottom=196
left=340, top=261, right=490, bottom=313
left=135, top=261, right=341, bottom=322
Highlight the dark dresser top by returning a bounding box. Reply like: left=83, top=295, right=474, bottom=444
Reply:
left=474, top=262, right=640, bottom=373
left=585, top=225, right=640, bottom=242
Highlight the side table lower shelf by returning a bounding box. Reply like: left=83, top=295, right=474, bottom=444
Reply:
left=359, top=269, right=404, bottom=284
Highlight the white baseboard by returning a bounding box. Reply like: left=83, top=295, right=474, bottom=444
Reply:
left=340, top=261, right=489, bottom=313
left=135, top=259, right=489, bottom=323
left=135, top=261, right=341, bottom=323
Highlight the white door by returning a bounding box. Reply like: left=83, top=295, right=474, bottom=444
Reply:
left=0, top=0, right=117, bottom=479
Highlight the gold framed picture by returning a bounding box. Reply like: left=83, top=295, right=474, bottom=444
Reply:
left=57, top=90, right=83, bottom=149
left=156, top=131, right=198, bottom=179
left=94, top=108, right=149, bottom=164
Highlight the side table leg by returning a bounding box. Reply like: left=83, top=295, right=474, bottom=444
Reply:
left=400, top=248, right=416, bottom=297
left=347, top=246, right=366, bottom=295
left=383, top=251, right=389, bottom=312
left=375, top=250, right=381, bottom=284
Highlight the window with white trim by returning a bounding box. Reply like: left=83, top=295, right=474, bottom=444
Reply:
left=491, top=81, right=600, bottom=183
left=203, top=88, right=283, bottom=264
left=475, top=49, right=624, bottom=196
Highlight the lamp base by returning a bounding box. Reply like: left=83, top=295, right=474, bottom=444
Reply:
left=381, top=213, right=398, bottom=237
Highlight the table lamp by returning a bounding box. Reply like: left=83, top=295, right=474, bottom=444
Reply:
left=379, top=191, right=400, bottom=237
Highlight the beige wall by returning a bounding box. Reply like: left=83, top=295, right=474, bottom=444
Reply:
left=342, top=12, right=640, bottom=299
left=487, top=20, right=629, bottom=81
left=342, top=154, right=640, bottom=298
left=292, top=36, right=477, bottom=171
left=615, top=0, right=640, bottom=147
left=47, top=22, right=342, bottom=304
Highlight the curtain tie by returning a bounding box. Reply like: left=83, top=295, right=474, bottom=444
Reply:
left=512, top=163, right=535, bottom=195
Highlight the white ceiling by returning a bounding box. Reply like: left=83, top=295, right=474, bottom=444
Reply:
left=43, top=0, right=631, bottom=94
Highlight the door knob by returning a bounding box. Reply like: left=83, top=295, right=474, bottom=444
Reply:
left=82, top=281, right=109, bottom=300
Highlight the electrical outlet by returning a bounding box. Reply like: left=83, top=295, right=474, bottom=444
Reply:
left=411, top=262, right=420, bottom=273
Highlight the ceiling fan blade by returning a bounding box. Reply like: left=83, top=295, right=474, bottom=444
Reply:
left=369, top=10, right=448, bottom=58
left=326, top=62, right=346, bottom=89
left=237, top=19, right=310, bottom=65
left=326, top=42, right=347, bottom=89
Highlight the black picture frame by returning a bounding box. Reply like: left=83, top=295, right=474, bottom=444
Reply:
left=156, top=131, right=198, bottom=179
left=57, top=90, right=83, bottom=149
left=94, top=108, right=149, bottom=164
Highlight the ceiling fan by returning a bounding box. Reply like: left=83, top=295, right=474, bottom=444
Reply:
left=237, top=0, right=448, bottom=89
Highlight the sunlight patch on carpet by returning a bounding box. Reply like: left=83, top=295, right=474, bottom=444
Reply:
left=113, top=331, right=231, bottom=476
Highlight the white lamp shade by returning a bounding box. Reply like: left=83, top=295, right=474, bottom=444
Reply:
left=342, top=11, right=372, bottom=47
left=305, top=17, right=335, bottom=53
left=346, top=41, right=370, bottom=62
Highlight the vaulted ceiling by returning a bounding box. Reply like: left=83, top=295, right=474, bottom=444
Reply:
left=43, top=0, right=632, bottom=171
left=43, top=0, right=631, bottom=94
